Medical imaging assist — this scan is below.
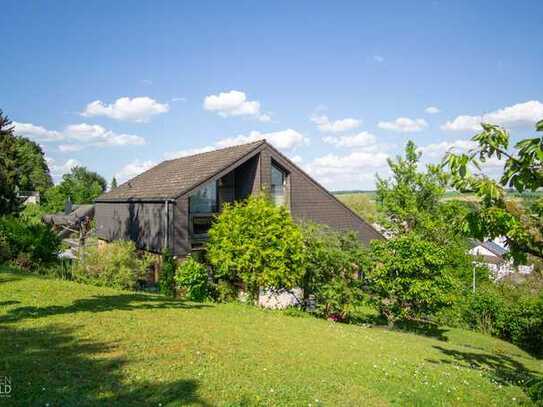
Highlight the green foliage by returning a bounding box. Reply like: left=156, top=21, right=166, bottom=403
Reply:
left=368, top=233, right=456, bottom=327
left=207, top=196, right=306, bottom=299
left=0, top=229, right=12, bottom=262
left=175, top=256, right=213, bottom=302
left=14, top=136, right=53, bottom=194
left=336, top=193, right=378, bottom=223
left=0, top=110, right=19, bottom=215
left=72, top=241, right=149, bottom=290
left=44, top=166, right=107, bottom=212
left=19, top=203, right=47, bottom=225
left=110, top=177, right=118, bottom=189
left=215, top=280, right=239, bottom=302
left=443, top=120, right=543, bottom=261
left=159, top=249, right=177, bottom=297
left=0, top=216, right=61, bottom=267
left=301, top=223, right=368, bottom=321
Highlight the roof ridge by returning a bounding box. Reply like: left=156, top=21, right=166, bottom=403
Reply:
left=163, top=139, right=266, bottom=163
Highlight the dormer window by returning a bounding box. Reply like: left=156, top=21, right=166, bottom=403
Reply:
left=271, top=162, right=287, bottom=206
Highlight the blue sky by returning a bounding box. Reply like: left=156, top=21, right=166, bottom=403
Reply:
left=2, top=0, right=542, bottom=190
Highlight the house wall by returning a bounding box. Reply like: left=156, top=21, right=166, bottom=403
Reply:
left=172, top=196, right=190, bottom=256
left=264, top=147, right=383, bottom=245
left=95, top=201, right=166, bottom=253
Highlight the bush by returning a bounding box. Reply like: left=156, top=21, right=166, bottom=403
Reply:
left=19, top=203, right=46, bottom=225
left=159, top=249, right=176, bottom=297
left=215, top=280, right=239, bottom=303
left=301, top=223, right=368, bottom=321
left=0, top=216, right=60, bottom=266
left=72, top=241, right=149, bottom=290
left=208, top=196, right=305, bottom=300
left=175, top=256, right=213, bottom=302
left=0, top=230, right=11, bottom=262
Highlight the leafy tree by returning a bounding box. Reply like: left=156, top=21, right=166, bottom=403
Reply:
left=443, top=120, right=543, bottom=262
left=0, top=110, right=19, bottom=215
left=175, top=256, right=213, bottom=302
left=207, top=196, right=306, bottom=300
left=368, top=232, right=456, bottom=327
left=376, top=140, right=449, bottom=235
left=110, top=177, right=118, bottom=190
left=14, top=137, right=53, bottom=194
left=44, top=166, right=107, bottom=212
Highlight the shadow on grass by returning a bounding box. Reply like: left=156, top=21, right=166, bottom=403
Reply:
left=0, top=293, right=211, bottom=324
left=394, top=320, right=449, bottom=342
left=428, top=345, right=542, bottom=404
left=0, top=323, right=210, bottom=406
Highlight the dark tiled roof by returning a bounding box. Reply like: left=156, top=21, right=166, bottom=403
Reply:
left=469, top=239, right=509, bottom=258
left=97, top=140, right=265, bottom=201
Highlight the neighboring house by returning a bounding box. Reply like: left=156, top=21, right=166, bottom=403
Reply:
left=469, top=239, right=533, bottom=279
left=18, top=191, right=40, bottom=205
left=95, top=140, right=382, bottom=257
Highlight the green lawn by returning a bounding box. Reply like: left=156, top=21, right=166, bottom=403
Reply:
left=1, top=267, right=542, bottom=406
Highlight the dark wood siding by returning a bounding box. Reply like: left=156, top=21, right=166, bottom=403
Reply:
left=95, top=201, right=167, bottom=253
left=234, top=155, right=259, bottom=200
left=172, top=196, right=190, bottom=256
left=265, top=147, right=382, bottom=244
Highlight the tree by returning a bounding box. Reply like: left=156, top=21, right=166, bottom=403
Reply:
left=443, top=120, right=543, bottom=262
left=0, top=110, right=19, bottom=215
left=14, top=137, right=53, bottom=194
left=110, top=177, right=118, bottom=190
left=207, top=196, right=306, bottom=299
left=376, top=141, right=449, bottom=236
left=368, top=233, right=456, bottom=327
left=44, top=166, right=107, bottom=212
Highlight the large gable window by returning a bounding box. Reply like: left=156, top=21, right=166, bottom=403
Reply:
left=189, top=180, right=217, bottom=214
left=271, top=162, right=287, bottom=206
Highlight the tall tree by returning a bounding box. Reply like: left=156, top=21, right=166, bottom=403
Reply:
left=14, top=137, right=53, bottom=194
left=0, top=110, right=19, bottom=215
left=44, top=166, right=107, bottom=212
left=110, top=177, right=118, bottom=190
left=443, top=120, right=543, bottom=262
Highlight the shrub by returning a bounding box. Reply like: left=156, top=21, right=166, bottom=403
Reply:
left=175, top=256, right=213, bottom=302
left=0, top=230, right=11, bottom=262
left=72, top=241, right=148, bottom=290
left=207, top=196, right=305, bottom=300
left=215, top=280, right=239, bottom=303
left=19, top=203, right=46, bottom=225
left=159, top=249, right=176, bottom=297
left=301, top=223, right=368, bottom=321
left=368, top=232, right=456, bottom=327
left=0, top=216, right=60, bottom=266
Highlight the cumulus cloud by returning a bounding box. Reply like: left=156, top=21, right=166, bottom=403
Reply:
left=216, top=129, right=308, bottom=150
left=46, top=157, right=81, bottom=178
left=378, top=117, right=428, bottom=132
left=425, top=106, right=440, bottom=114
left=323, top=131, right=377, bottom=148
left=311, top=115, right=361, bottom=133
left=441, top=100, right=543, bottom=132
left=13, top=122, right=63, bottom=142
left=115, top=160, right=156, bottom=183
left=203, top=90, right=271, bottom=121
left=81, top=96, right=169, bottom=122
left=417, top=139, right=477, bottom=159
left=13, top=121, right=145, bottom=151
left=164, top=146, right=215, bottom=160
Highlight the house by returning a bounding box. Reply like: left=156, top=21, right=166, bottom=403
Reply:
left=469, top=239, right=533, bottom=279
left=95, top=140, right=382, bottom=257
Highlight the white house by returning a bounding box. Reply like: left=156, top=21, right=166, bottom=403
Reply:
left=469, top=239, right=533, bottom=279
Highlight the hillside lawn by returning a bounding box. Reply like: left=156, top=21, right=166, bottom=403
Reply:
left=1, top=266, right=542, bottom=406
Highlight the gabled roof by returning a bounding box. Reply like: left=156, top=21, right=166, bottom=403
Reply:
left=96, top=140, right=265, bottom=202
left=469, top=239, right=509, bottom=257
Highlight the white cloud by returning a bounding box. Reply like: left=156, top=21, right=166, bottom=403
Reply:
left=164, top=146, right=215, bottom=160
left=378, top=117, right=428, bottom=133
left=81, top=96, right=169, bottom=122
left=115, top=160, right=156, bottom=183
left=58, top=144, right=85, bottom=153
left=289, top=155, right=303, bottom=164
left=46, top=157, right=81, bottom=178
left=203, top=90, right=271, bottom=121
left=64, top=123, right=145, bottom=147
left=323, top=131, right=377, bottom=148
left=442, top=100, right=543, bottom=132
left=418, top=139, right=477, bottom=159
left=425, top=106, right=440, bottom=114
left=216, top=129, right=307, bottom=150
left=13, top=122, right=63, bottom=142
left=305, top=151, right=390, bottom=190
left=311, top=115, right=361, bottom=133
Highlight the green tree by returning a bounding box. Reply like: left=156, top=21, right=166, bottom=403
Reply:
left=443, top=120, right=543, bottom=262
left=14, top=137, right=53, bottom=194
left=368, top=233, right=456, bottom=327
left=159, top=249, right=177, bottom=297
left=110, top=177, right=118, bottom=189
left=0, top=110, right=19, bottom=215
left=207, top=196, right=306, bottom=299
left=44, top=166, right=107, bottom=212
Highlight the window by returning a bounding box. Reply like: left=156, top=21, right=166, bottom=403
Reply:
left=271, top=163, right=287, bottom=206
left=189, top=181, right=217, bottom=213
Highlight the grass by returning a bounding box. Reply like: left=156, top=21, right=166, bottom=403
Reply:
left=1, top=266, right=542, bottom=406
